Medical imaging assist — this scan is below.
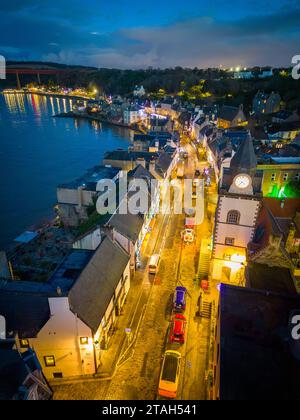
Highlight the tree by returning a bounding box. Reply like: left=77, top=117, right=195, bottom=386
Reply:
left=285, top=180, right=300, bottom=198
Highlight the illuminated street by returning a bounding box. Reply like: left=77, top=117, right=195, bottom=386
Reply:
left=2, top=4, right=300, bottom=402
left=51, top=133, right=215, bottom=400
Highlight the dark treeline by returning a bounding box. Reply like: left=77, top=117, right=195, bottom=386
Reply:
left=1, top=62, right=300, bottom=110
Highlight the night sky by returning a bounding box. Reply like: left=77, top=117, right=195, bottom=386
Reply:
left=1, top=0, right=300, bottom=68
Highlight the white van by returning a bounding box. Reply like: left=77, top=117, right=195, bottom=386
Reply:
left=149, top=254, right=160, bottom=274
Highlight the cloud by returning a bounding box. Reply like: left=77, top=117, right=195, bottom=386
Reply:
left=1, top=2, right=300, bottom=68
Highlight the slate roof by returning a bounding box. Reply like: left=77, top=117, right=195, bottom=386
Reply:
left=230, top=132, right=257, bottom=173
left=58, top=165, right=120, bottom=191
left=219, top=284, right=300, bottom=400
left=68, top=236, right=130, bottom=333
left=108, top=212, right=145, bottom=243
left=0, top=291, right=50, bottom=339
left=128, top=164, right=155, bottom=182
left=247, top=263, right=296, bottom=295
left=0, top=345, right=51, bottom=400
left=155, top=151, right=173, bottom=177
left=219, top=105, right=240, bottom=122
left=104, top=150, right=159, bottom=162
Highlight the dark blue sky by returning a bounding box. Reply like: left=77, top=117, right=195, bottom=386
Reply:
left=0, top=0, right=300, bottom=68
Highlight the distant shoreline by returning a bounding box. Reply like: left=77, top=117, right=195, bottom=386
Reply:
left=1, top=89, right=91, bottom=102
left=1, top=90, right=142, bottom=132
left=54, top=111, right=137, bottom=131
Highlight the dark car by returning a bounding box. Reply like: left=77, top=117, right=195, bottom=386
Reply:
left=173, top=286, right=187, bottom=312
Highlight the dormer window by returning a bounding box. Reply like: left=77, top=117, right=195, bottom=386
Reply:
left=227, top=210, right=241, bottom=225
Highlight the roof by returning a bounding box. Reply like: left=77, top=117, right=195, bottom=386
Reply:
left=104, top=150, right=159, bottom=162
left=162, top=354, right=179, bottom=382
left=219, top=284, right=300, bottom=400
left=14, top=231, right=38, bottom=244
left=266, top=120, right=300, bottom=134
left=108, top=211, right=145, bottom=243
left=48, top=249, right=94, bottom=293
left=0, top=348, right=29, bottom=400
left=230, top=132, right=257, bottom=174
left=128, top=165, right=155, bottom=183
left=219, top=105, right=240, bottom=122
left=155, top=151, right=173, bottom=177
left=0, top=292, right=50, bottom=338
left=0, top=346, right=49, bottom=400
left=263, top=198, right=300, bottom=219
left=247, top=262, right=296, bottom=295
left=68, top=236, right=130, bottom=333
left=272, top=110, right=293, bottom=120
left=58, top=165, right=120, bottom=191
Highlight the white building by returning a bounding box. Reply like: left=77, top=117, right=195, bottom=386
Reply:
left=234, top=71, right=254, bottom=79
left=123, top=106, right=144, bottom=125
left=212, top=134, right=263, bottom=283
left=0, top=234, right=131, bottom=380
left=133, top=85, right=146, bottom=97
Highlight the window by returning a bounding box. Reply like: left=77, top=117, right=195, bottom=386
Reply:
left=271, top=173, right=276, bottom=182
left=44, top=356, right=55, bottom=367
left=19, top=339, right=29, bottom=349
left=225, top=237, right=235, bottom=246
left=283, top=173, right=289, bottom=182
left=227, top=210, right=240, bottom=225
left=80, top=337, right=89, bottom=346
left=295, top=173, right=300, bottom=181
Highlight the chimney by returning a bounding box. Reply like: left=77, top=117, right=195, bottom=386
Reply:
left=149, top=160, right=156, bottom=175
left=77, top=186, right=84, bottom=208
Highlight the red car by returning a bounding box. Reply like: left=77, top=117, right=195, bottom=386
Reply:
left=169, top=314, right=187, bottom=344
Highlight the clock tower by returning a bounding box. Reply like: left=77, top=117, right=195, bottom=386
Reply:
left=212, top=132, right=263, bottom=283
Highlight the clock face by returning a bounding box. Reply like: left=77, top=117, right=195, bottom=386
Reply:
left=235, top=175, right=250, bottom=189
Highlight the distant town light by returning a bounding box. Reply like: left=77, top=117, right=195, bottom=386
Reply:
left=235, top=66, right=240, bottom=72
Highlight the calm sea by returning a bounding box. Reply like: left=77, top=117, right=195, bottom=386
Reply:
left=0, top=93, right=131, bottom=250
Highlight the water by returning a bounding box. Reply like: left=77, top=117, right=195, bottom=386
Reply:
left=0, top=93, right=131, bottom=250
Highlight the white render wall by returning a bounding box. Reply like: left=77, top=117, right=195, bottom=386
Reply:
left=214, top=195, right=260, bottom=259
left=28, top=297, right=94, bottom=379
left=217, top=196, right=259, bottom=226
left=57, top=187, right=95, bottom=206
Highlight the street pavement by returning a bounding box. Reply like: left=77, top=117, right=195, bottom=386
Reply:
left=53, top=135, right=214, bottom=400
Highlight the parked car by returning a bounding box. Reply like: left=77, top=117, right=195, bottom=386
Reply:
left=169, top=314, right=187, bottom=344
left=158, top=350, right=182, bottom=399
left=173, top=286, right=187, bottom=312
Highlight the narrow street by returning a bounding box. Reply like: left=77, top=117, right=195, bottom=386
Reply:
left=53, top=135, right=213, bottom=401
left=102, top=136, right=212, bottom=400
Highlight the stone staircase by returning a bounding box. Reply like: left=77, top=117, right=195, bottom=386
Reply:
left=200, top=300, right=212, bottom=319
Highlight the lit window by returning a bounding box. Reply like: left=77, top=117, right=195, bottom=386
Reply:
left=225, top=237, right=235, bottom=246
left=80, top=337, right=89, bottom=346
left=20, top=339, right=29, bottom=349
left=44, top=356, right=55, bottom=367
left=227, top=210, right=240, bottom=225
